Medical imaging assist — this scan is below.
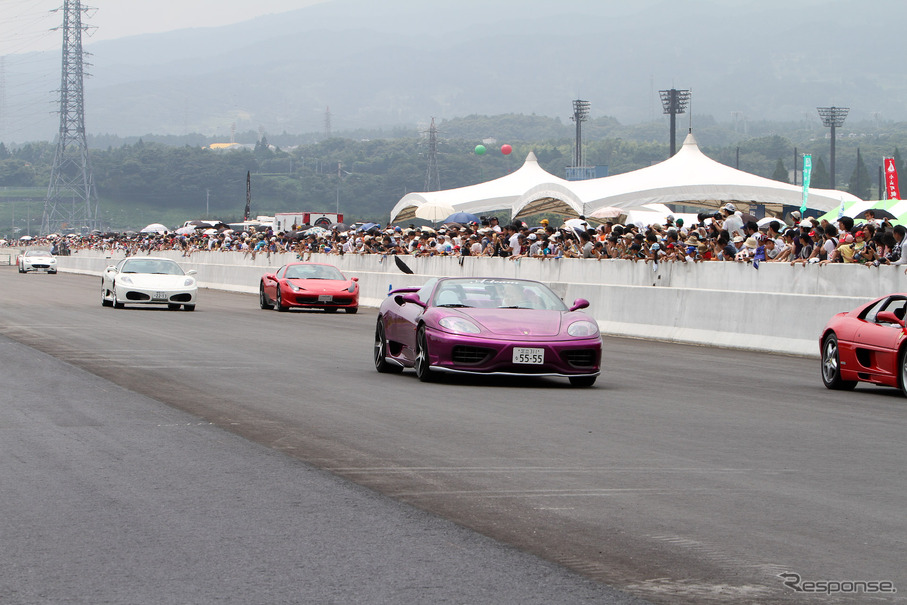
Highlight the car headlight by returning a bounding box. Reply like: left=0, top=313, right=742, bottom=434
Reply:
left=567, top=321, right=599, bottom=337
left=119, top=275, right=133, bottom=285
left=439, top=316, right=481, bottom=334
left=184, top=278, right=196, bottom=287
left=288, top=282, right=300, bottom=292
left=348, top=282, right=357, bottom=293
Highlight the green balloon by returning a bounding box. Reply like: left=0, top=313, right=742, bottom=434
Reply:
left=474, top=145, right=486, bottom=155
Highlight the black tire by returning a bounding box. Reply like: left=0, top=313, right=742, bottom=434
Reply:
left=374, top=320, right=403, bottom=374
left=275, top=288, right=288, bottom=312
left=345, top=307, right=358, bottom=314
left=168, top=303, right=181, bottom=310
left=821, top=333, right=856, bottom=390
left=899, top=348, right=907, bottom=398
left=183, top=304, right=196, bottom=311
left=569, top=376, right=598, bottom=387
left=112, top=286, right=125, bottom=309
left=101, top=281, right=112, bottom=307
left=259, top=283, right=273, bottom=310
left=414, top=325, right=435, bottom=382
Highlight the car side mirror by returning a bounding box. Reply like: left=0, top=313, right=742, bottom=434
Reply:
left=395, top=292, right=426, bottom=308
left=351, top=277, right=359, bottom=282
left=187, top=269, right=197, bottom=276
left=105, top=266, right=116, bottom=272
left=877, top=311, right=904, bottom=326
left=570, top=298, right=590, bottom=312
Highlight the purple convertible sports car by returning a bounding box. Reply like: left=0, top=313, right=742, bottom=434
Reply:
left=374, top=277, right=602, bottom=386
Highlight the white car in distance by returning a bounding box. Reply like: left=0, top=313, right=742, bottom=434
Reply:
left=101, top=257, right=198, bottom=310
left=18, top=249, right=57, bottom=274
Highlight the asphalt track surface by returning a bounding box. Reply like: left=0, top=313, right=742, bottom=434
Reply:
left=1, top=268, right=905, bottom=604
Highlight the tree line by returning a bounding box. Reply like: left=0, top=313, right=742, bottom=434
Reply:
left=2, top=113, right=907, bottom=230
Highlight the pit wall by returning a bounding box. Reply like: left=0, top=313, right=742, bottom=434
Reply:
left=59, top=250, right=900, bottom=357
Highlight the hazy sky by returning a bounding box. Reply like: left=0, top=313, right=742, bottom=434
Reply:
left=0, top=0, right=327, bottom=56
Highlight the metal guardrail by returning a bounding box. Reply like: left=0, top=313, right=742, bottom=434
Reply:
left=0, top=253, right=12, bottom=266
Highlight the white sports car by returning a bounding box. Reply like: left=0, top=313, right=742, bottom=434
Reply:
left=101, top=257, right=198, bottom=310
left=18, top=249, right=57, bottom=274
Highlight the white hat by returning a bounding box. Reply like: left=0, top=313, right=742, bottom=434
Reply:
left=723, top=203, right=737, bottom=213
left=528, top=234, right=537, bottom=240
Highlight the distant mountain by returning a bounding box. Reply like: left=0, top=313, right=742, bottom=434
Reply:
left=3, top=0, right=906, bottom=143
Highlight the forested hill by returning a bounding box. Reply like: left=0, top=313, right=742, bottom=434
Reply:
left=3, top=113, right=907, bottom=233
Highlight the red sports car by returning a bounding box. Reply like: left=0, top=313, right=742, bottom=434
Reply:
left=259, top=262, right=359, bottom=313
left=821, top=293, right=907, bottom=395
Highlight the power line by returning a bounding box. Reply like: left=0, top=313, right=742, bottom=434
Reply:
left=41, top=0, right=98, bottom=234
left=423, top=117, right=440, bottom=192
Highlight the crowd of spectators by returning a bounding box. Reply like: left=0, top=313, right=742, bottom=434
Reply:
left=3, top=204, right=906, bottom=271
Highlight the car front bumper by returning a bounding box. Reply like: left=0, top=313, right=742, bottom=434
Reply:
left=120, top=286, right=197, bottom=305
left=424, top=327, right=601, bottom=377
left=22, top=261, right=57, bottom=272
left=286, top=290, right=358, bottom=308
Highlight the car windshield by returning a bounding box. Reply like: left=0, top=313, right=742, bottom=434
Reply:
left=25, top=250, right=51, bottom=256
left=285, top=264, right=344, bottom=280
left=432, top=278, right=567, bottom=311
left=121, top=259, right=184, bottom=275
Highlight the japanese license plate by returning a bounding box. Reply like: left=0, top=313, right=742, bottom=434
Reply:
left=318, top=294, right=333, bottom=302
left=153, top=291, right=167, bottom=301
left=512, top=347, right=544, bottom=364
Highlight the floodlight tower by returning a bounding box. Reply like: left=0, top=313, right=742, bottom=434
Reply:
left=42, top=0, right=98, bottom=235
left=817, top=106, right=849, bottom=189
left=571, top=99, right=591, bottom=168
left=659, top=88, right=691, bottom=156
left=423, top=117, right=440, bottom=191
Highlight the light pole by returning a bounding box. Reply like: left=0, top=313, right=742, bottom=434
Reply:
left=660, top=88, right=691, bottom=156
left=571, top=100, right=591, bottom=170
left=817, top=106, right=849, bottom=189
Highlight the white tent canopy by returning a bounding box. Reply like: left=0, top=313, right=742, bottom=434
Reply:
left=390, top=133, right=862, bottom=224
left=513, top=133, right=860, bottom=218
left=390, top=151, right=566, bottom=222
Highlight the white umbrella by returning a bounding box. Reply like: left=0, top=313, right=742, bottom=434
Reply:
left=564, top=218, right=590, bottom=230
left=587, top=206, right=624, bottom=219
left=140, top=223, right=168, bottom=234
left=175, top=226, right=196, bottom=235
left=19, top=235, right=34, bottom=241
left=757, top=216, right=785, bottom=228
left=415, top=203, right=456, bottom=223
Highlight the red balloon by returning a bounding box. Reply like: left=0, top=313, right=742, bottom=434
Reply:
left=501, top=144, right=512, bottom=155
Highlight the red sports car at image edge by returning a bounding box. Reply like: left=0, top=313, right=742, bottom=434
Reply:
left=821, top=293, right=907, bottom=395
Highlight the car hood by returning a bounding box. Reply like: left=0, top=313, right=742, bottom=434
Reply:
left=120, top=274, right=192, bottom=288
left=287, top=278, right=350, bottom=292
left=25, top=255, right=54, bottom=261
left=454, top=308, right=565, bottom=337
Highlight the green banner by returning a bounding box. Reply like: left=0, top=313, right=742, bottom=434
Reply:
left=801, top=155, right=812, bottom=214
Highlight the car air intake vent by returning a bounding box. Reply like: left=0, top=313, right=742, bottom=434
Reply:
left=170, top=293, right=192, bottom=302
left=452, top=346, right=492, bottom=364
left=126, top=292, right=151, bottom=301
left=565, top=350, right=597, bottom=367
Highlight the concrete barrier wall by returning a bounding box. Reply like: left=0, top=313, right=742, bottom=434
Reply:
left=60, top=250, right=898, bottom=357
